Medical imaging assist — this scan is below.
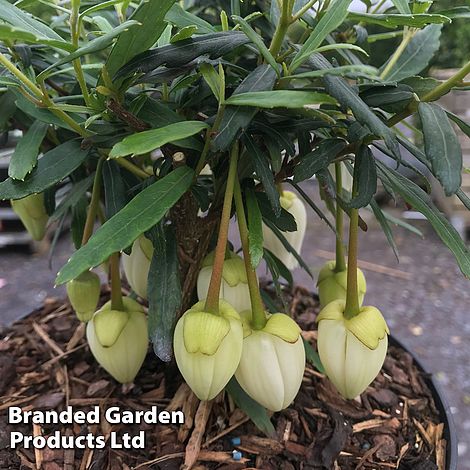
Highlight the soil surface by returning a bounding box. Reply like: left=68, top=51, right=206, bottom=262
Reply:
left=0, top=180, right=468, bottom=466
left=0, top=285, right=448, bottom=469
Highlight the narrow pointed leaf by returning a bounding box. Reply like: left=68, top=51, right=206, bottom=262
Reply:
left=225, top=90, right=336, bottom=108
left=347, top=146, right=377, bottom=209
left=0, top=141, right=90, bottom=200
left=8, top=121, right=48, bottom=180
left=109, top=121, right=208, bottom=158
left=246, top=188, right=264, bottom=268
left=56, top=167, right=194, bottom=284
left=419, top=102, right=462, bottom=196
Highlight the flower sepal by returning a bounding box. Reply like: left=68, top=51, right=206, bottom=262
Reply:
left=122, top=235, right=153, bottom=300
left=66, top=271, right=101, bottom=322
left=11, top=193, right=48, bottom=241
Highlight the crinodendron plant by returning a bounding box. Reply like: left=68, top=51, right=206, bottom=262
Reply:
left=0, top=0, right=470, bottom=418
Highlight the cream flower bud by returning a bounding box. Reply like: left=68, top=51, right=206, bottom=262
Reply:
left=262, top=191, right=307, bottom=270
left=87, top=297, right=148, bottom=384
left=317, top=300, right=389, bottom=399
left=235, top=312, right=305, bottom=411
left=197, top=251, right=251, bottom=313
left=11, top=193, right=48, bottom=241
left=66, top=271, right=101, bottom=322
left=122, top=235, right=153, bottom=299
left=174, top=299, right=243, bottom=401
left=317, top=260, right=366, bottom=307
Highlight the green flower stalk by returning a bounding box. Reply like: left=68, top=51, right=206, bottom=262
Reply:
left=317, top=260, right=367, bottom=307
left=11, top=193, right=48, bottom=241
left=316, top=299, right=389, bottom=399
left=87, top=297, right=148, bottom=384
left=262, top=190, right=307, bottom=270
left=235, top=311, right=305, bottom=411
left=173, top=299, right=243, bottom=400
left=122, top=235, right=153, bottom=299
left=197, top=250, right=251, bottom=313
left=66, top=271, right=101, bottom=322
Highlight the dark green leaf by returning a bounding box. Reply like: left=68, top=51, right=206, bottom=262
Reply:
left=71, top=196, right=88, bottom=249
left=226, top=377, right=276, bottom=437
left=377, top=162, right=470, bottom=278
left=401, top=76, right=442, bottom=99
left=245, top=135, right=280, bottom=216
left=289, top=64, right=379, bottom=80
left=294, top=139, right=347, bottom=182
left=102, top=161, right=128, bottom=219
left=257, top=193, right=297, bottom=232
left=8, top=121, right=48, bottom=181
left=0, top=141, right=90, bottom=200
left=292, top=0, right=352, bottom=71
left=359, top=84, right=414, bottom=111
left=348, top=12, right=450, bottom=28
left=303, top=338, right=325, bottom=373
left=347, top=146, right=377, bottom=209
left=437, top=6, right=470, bottom=19
left=147, top=224, right=181, bottom=362
left=115, top=31, right=250, bottom=80
left=109, top=121, right=208, bottom=158
left=0, top=24, right=74, bottom=51
left=380, top=25, right=442, bottom=81
left=446, top=111, right=470, bottom=138
left=40, top=21, right=140, bottom=77
left=105, top=0, right=176, bottom=80
left=55, top=167, right=194, bottom=284
left=307, top=54, right=401, bottom=161
left=264, top=248, right=293, bottom=287
left=418, top=102, right=462, bottom=196
left=245, top=187, right=264, bottom=268
left=213, top=64, right=277, bottom=152
left=225, top=90, right=336, bottom=108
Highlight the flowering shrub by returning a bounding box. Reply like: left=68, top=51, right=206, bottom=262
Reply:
left=0, top=0, right=469, bottom=418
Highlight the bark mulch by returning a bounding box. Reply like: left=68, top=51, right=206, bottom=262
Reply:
left=0, top=285, right=448, bottom=470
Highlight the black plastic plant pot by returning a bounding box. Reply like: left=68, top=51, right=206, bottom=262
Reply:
left=389, top=336, right=458, bottom=470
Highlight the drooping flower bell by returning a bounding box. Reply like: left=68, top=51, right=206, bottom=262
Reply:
left=173, top=299, right=243, bottom=400
left=235, top=312, right=305, bottom=411
left=317, top=260, right=366, bottom=307
left=11, top=193, right=48, bottom=241
left=87, top=297, right=148, bottom=384
left=197, top=251, right=251, bottom=313
left=316, top=299, right=389, bottom=399
left=122, top=235, right=153, bottom=299
left=66, top=271, right=101, bottom=322
left=262, top=191, right=307, bottom=270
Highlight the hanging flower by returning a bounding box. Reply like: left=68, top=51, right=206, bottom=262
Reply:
left=122, top=235, right=153, bottom=299
left=316, top=299, right=389, bottom=399
left=11, top=193, right=48, bottom=241
left=262, top=191, right=307, bottom=270
left=66, top=271, right=101, bottom=322
left=87, top=297, right=148, bottom=384
left=197, top=251, right=251, bottom=313
left=317, top=260, right=367, bottom=307
left=235, top=311, right=305, bottom=411
left=174, top=299, right=243, bottom=400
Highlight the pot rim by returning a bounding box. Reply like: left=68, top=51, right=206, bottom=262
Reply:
left=388, top=335, right=458, bottom=470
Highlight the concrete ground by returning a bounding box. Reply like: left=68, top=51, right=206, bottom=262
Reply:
left=0, top=181, right=468, bottom=466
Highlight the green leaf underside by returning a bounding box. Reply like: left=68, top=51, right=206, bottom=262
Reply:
left=246, top=187, right=264, bottom=268
left=55, top=167, right=194, bottom=285
left=109, top=121, right=208, bottom=158
left=225, top=90, right=336, bottom=108
left=347, top=146, right=377, bottom=209
left=377, top=162, right=470, bottom=278
left=147, top=224, right=182, bottom=362
left=8, top=121, right=48, bottom=181
left=418, top=102, right=462, bottom=196
left=0, top=140, right=90, bottom=200
left=226, top=377, right=276, bottom=437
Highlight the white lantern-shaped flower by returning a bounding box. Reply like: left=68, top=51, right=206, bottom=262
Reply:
left=317, top=299, right=389, bottom=399
left=174, top=299, right=243, bottom=400
left=235, top=312, right=305, bottom=411
left=122, top=235, right=153, bottom=299
left=262, top=191, right=307, bottom=270
left=197, top=251, right=251, bottom=313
